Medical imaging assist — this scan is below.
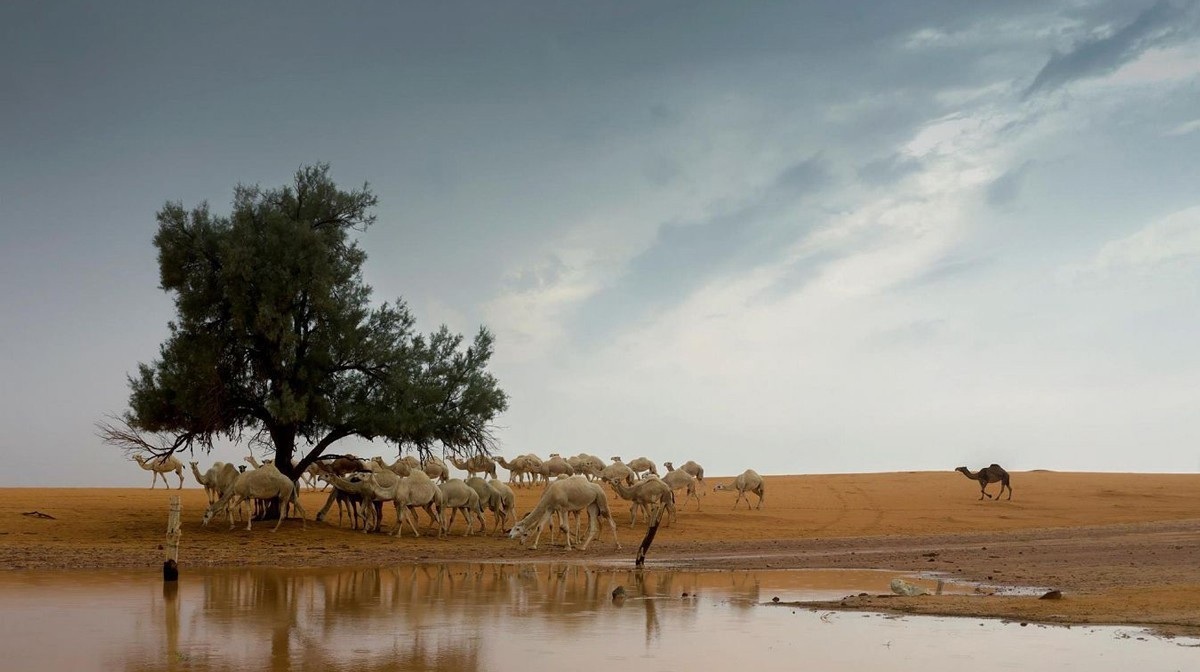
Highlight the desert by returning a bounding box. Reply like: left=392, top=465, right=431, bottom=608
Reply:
left=3, top=469, right=1198, bottom=636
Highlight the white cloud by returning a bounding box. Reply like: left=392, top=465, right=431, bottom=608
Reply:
left=1165, top=118, right=1200, bottom=136
left=1083, top=205, right=1200, bottom=275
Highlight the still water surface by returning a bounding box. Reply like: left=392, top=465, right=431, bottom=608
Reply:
left=0, top=564, right=1193, bottom=671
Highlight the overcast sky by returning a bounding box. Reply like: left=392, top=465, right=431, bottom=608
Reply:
left=3, top=1, right=1200, bottom=486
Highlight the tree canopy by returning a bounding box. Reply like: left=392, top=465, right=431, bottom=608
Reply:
left=104, top=164, right=507, bottom=479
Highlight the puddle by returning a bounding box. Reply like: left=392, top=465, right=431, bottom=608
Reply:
left=0, top=564, right=1193, bottom=671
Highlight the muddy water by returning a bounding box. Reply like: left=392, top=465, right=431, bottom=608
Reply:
left=0, top=564, right=1192, bottom=671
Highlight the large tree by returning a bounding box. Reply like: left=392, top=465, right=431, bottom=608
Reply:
left=103, top=164, right=507, bottom=481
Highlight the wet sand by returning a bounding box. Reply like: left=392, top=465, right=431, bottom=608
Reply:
left=1, top=471, right=1198, bottom=635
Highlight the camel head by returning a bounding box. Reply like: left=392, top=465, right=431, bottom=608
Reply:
left=955, top=466, right=972, bottom=477
left=201, top=505, right=216, bottom=527
left=508, top=518, right=534, bottom=545
left=663, top=461, right=674, bottom=471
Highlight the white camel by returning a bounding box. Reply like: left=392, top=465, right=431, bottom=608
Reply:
left=508, top=476, right=621, bottom=551
left=438, top=478, right=484, bottom=536
left=422, top=456, right=451, bottom=482
left=607, top=476, right=676, bottom=526
left=466, top=476, right=513, bottom=535
left=660, top=467, right=702, bottom=510
left=189, top=461, right=223, bottom=503
left=133, top=454, right=185, bottom=489
left=600, top=459, right=636, bottom=487
left=627, top=456, right=658, bottom=478
left=201, top=463, right=307, bottom=531
left=665, top=460, right=706, bottom=493
left=450, top=455, right=498, bottom=480
left=537, top=453, right=575, bottom=481
left=713, top=469, right=765, bottom=510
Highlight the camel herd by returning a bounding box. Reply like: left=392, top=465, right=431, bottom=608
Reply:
left=133, top=452, right=1012, bottom=549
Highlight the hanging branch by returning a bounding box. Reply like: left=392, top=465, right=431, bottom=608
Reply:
left=95, top=414, right=202, bottom=460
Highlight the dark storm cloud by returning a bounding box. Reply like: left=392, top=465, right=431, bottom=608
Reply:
left=1023, top=0, right=1200, bottom=98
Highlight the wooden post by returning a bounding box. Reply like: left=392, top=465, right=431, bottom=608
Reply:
left=635, top=505, right=666, bottom=568
left=163, top=495, right=181, bottom=582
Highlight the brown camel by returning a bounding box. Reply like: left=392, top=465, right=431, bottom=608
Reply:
left=955, top=464, right=1012, bottom=500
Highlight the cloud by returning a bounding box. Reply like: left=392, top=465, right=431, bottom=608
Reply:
left=985, top=160, right=1034, bottom=209
left=569, top=156, right=831, bottom=340
left=1165, top=118, right=1200, bottom=135
left=857, top=153, right=924, bottom=186
left=1023, top=0, right=1200, bottom=98
left=1076, top=205, right=1200, bottom=277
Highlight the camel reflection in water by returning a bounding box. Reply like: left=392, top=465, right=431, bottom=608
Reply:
left=112, top=563, right=760, bottom=671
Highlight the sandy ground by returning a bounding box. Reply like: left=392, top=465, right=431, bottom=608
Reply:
left=2, top=470, right=1198, bottom=635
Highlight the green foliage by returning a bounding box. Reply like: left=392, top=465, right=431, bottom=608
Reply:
left=121, top=164, right=507, bottom=475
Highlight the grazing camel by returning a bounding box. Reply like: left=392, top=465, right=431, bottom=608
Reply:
left=627, top=456, right=658, bottom=478
left=713, top=469, right=765, bottom=510
left=201, top=463, right=307, bottom=532
left=450, top=455, right=498, bottom=480
left=660, top=468, right=701, bottom=510
left=956, top=464, right=1012, bottom=501
left=665, top=460, right=706, bottom=492
left=606, top=476, right=676, bottom=526
left=133, top=454, right=185, bottom=489
left=509, top=476, right=621, bottom=551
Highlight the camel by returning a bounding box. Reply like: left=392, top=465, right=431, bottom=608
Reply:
left=324, top=468, right=443, bottom=537
left=567, top=454, right=603, bottom=481
left=488, top=478, right=517, bottom=533
left=450, top=455, right=498, bottom=480
left=133, top=454, right=185, bottom=489
left=422, top=456, right=451, bottom=482
left=537, top=453, right=575, bottom=481
left=370, top=456, right=413, bottom=477
left=665, top=460, right=706, bottom=492
left=627, top=456, right=658, bottom=478
left=660, top=467, right=701, bottom=510
left=439, top=479, right=484, bottom=536
left=713, top=469, right=765, bottom=510
left=496, top=455, right=539, bottom=488
left=509, top=476, right=621, bottom=551
left=607, top=475, right=677, bottom=526
left=201, top=463, right=307, bottom=531
left=314, top=472, right=371, bottom=529
left=956, top=464, right=1012, bottom=500
left=600, top=459, right=636, bottom=487
left=466, top=476, right=513, bottom=535
left=209, top=463, right=241, bottom=501
left=189, top=461, right=222, bottom=503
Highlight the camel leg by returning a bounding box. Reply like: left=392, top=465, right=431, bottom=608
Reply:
left=579, top=509, right=599, bottom=551
left=315, top=490, right=338, bottom=522
left=756, top=488, right=764, bottom=510
left=176, top=470, right=184, bottom=489
left=605, top=512, right=621, bottom=550
left=530, top=511, right=552, bottom=550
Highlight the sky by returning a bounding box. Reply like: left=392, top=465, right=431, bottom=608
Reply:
left=3, top=1, right=1200, bottom=486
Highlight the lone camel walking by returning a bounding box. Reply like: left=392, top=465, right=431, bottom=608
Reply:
left=955, top=464, right=1012, bottom=501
